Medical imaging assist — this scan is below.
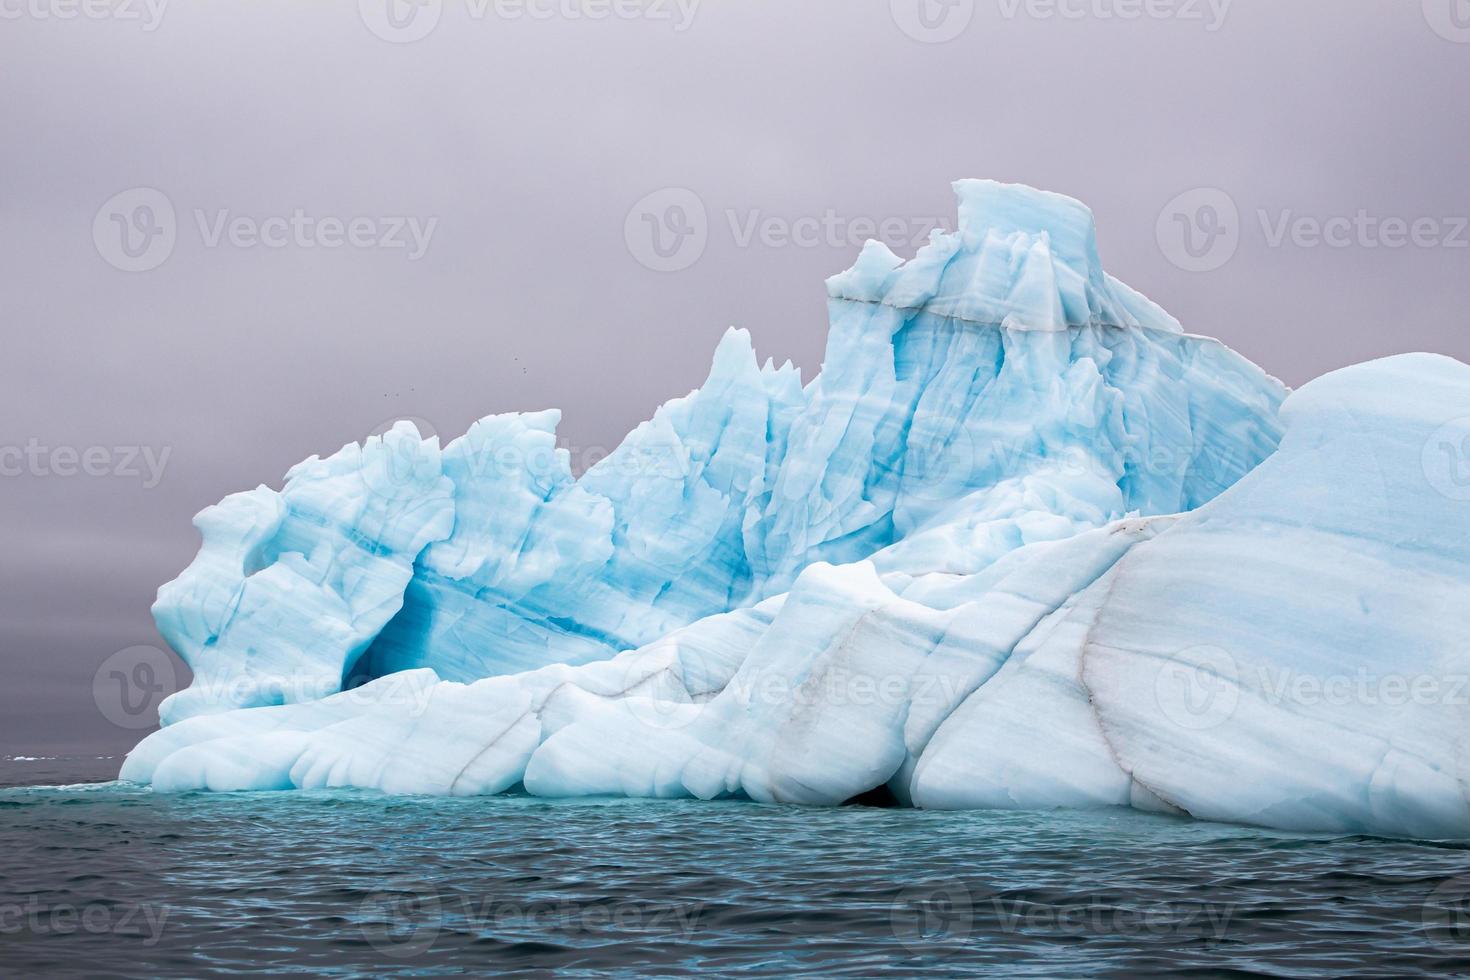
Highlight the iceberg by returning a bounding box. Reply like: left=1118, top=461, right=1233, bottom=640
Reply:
left=123, top=180, right=1470, bottom=839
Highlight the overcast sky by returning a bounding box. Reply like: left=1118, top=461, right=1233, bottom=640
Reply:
left=3, top=0, right=1468, bottom=758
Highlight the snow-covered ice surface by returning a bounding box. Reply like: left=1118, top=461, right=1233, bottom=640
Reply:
left=123, top=181, right=1470, bottom=838
left=1081, top=353, right=1470, bottom=840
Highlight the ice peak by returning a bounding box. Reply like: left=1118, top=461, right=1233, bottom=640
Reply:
left=828, top=179, right=1181, bottom=334
left=953, top=179, right=1103, bottom=277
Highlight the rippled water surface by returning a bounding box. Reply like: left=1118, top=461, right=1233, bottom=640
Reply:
left=3, top=757, right=1469, bottom=977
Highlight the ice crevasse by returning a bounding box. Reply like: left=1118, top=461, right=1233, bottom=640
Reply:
left=123, top=180, right=1470, bottom=839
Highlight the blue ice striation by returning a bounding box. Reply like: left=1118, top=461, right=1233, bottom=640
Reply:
left=123, top=181, right=1470, bottom=839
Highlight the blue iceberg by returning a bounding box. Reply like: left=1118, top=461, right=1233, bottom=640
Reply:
left=123, top=181, right=1470, bottom=839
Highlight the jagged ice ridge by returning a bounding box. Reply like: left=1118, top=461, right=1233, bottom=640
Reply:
left=122, top=180, right=1470, bottom=840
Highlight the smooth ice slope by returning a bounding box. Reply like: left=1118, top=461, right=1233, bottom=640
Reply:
left=1080, top=354, right=1470, bottom=839
left=123, top=180, right=1470, bottom=838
